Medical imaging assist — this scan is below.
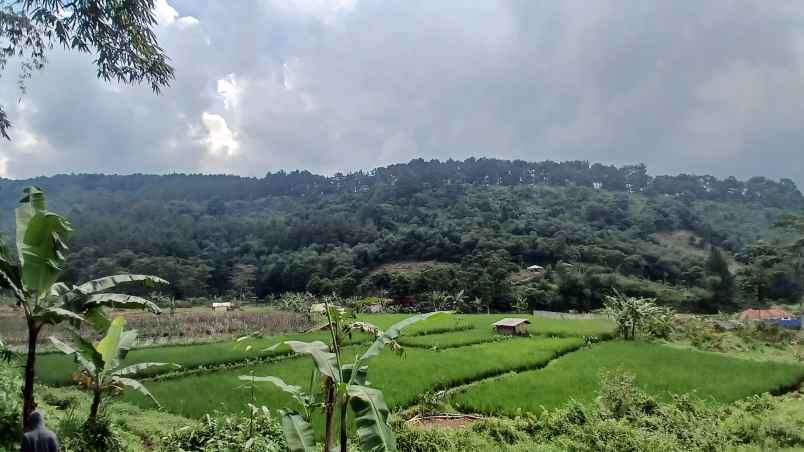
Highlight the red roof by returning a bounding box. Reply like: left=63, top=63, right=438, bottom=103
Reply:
left=738, top=309, right=792, bottom=320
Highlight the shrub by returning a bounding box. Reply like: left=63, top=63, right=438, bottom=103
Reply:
left=58, top=410, right=125, bottom=452
left=595, top=369, right=657, bottom=419
left=161, top=408, right=287, bottom=452
left=0, top=362, right=21, bottom=450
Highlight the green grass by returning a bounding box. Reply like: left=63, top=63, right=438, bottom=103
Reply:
left=452, top=340, right=804, bottom=416
left=123, top=336, right=584, bottom=418
left=34, top=329, right=373, bottom=386
left=364, top=313, right=615, bottom=338
left=399, top=328, right=513, bottom=348
left=36, top=313, right=612, bottom=385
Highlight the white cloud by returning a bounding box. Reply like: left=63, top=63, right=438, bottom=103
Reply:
left=269, top=0, right=358, bottom=25
left=216, top=74, right=241, bottom=110
left=154, top=0, right=200, bottom=29
left=200, top=112, right=239, bottom=158
left=176, top=16, right=201, bottom=30
left=153, top=0, right=179, bottom=25
left=282, top=63, right=296, bottom=91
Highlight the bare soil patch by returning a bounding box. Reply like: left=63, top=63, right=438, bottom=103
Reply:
left=406, top=414, right=484, bottom=429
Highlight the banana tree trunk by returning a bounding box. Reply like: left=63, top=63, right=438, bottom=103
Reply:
left=22, top=320, right=40, bottom=429
left=89, top=387, right=102, bottom=420
left=323, top=378, right=336, bottom=452
left=339, top=398, right=349, bottom=452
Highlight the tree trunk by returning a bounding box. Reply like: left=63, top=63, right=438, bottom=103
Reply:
left=323, top=378, right=336, bottom=452
left=22, top=321, right=40, bottom=430
left=339, top=398, right=349, bottom=452
left=89, top=388, right=102, bottom=421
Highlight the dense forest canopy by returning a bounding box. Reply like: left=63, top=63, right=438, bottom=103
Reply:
left=0, top=158, right=801, bottom=313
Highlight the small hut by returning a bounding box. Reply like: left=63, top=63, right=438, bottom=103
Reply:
left=493, top=318, right=531, bottom=336
left=212, top=302, right=233, bottom=312
left=526, top=265, right=545, bottom=273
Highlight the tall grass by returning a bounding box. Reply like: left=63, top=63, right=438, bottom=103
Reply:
left=452, top=341, right=804, bottom=416
left=0, top=306, right=310, bottom=345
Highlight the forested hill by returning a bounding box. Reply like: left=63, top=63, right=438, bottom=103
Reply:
left=0, top=158, right=801, bottom=314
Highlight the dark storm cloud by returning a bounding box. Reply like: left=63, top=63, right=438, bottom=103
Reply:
left=1, top=0, right=803, bottom=186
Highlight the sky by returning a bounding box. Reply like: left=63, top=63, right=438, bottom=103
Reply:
left=1, top=0, right=804, bottom=186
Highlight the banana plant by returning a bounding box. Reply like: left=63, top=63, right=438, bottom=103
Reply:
left=49, top=316, right=178, bottom=420
left=0, top=335, right=15, bottom=363
left=241, top=307, right=449, bottom=452
left=0, top=187, right=168, bottom=427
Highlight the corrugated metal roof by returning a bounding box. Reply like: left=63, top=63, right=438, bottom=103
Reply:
left=493, top=318, right=531, bottom=327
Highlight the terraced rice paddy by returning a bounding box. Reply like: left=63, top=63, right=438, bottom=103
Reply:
left=452, top=340, right=804, bottom=415
left=44, top=313, right=804, bottom=427
left=36, top=313, right=613, bottom=385
left=124, top=336, right=585, bottom=418
left=35, top=329, right=375, bottom=386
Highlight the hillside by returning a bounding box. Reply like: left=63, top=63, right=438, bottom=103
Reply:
left=0, top=158, right=801, bottom=313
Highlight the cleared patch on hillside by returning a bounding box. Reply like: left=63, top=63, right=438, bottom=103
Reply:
left=369, top=260, right=441, bottom=274
left=653, top=230, right=708, bottom=257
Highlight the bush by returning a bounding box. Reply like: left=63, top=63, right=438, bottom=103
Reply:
left=595, top=369, right=658, bottom=420
left=0, top=362, right=21, bottom=450
left=58, top=410, right=125, bottom=452
left=161, top=408, right=287, bottom=452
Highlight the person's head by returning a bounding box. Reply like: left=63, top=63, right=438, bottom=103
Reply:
left=27, top=410, right=44, bottom=429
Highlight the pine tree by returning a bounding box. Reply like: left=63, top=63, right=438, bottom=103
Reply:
left=705, top=246, right=737, bottom=311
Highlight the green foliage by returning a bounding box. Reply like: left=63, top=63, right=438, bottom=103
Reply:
left=595, top=369, right=658, bottom=419
left=0, top=186, right=168, bottom=426
left=704, top=246, right=737, bottom=311
left=452, top=341, right=804, bottom=416
left=242, top=311, right=447, bottom=451
left=126, top=336, right=584, bottom=419
left=36, top=325, right=374, bottom=386
left=0, top=362, right=21, bottom=449
left=396, top=370, right=804, bottom=452
left=50, top=315, right=178, bottom=419
left=161, top=409, right=287, bottom=452
left=0, top=159, right=797, bottom=313
left=0, top=0, right=173, bottom=140
left=58, top=411, right=125, bottom=452
left=603, top=292, right=673, bottom=340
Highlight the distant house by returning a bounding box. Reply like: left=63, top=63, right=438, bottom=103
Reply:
left=493, top=318, right=530, bottom=336
left=212, top=302, right=234, bottom=312
left=392, top=295, right=417, bottom=307
left=738, top=308, right=792, bottom=321
left=526, top=265, right=545, bottom=273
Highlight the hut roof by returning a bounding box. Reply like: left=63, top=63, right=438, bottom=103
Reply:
left=493, top=318, right=531, bottom=327
left=738, top=308, right=791, bottom=320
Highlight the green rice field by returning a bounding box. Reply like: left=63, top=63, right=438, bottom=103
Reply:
left=123, top=335, right=585, bottom=418
left=34, top=329, right=374, bottom=386
left=452, top=340, right=804, bottom=415
left=36, top=313, right=613, bottom=385
left=398, top=327, right=513, bottom=348
left=42, top=313, right=804, bottom=428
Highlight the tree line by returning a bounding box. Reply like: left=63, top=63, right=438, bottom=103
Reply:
left=0, top=160, right=801, bottom=313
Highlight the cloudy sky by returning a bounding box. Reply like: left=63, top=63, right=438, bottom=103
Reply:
left=1, top=0, right=804, bottom=185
